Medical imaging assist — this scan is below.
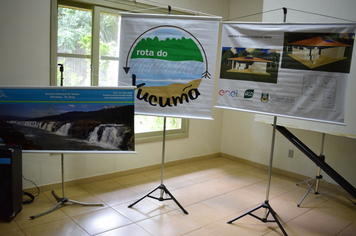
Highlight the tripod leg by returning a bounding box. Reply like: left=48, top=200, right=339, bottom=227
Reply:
left=227, top=203, right=264, bottom=224
left=160, top=184, right=188, bottom=214
left=52, top=190, right=62, bottom=202
left=297, top=178, right=318, bottom=207
left=30, top=200, right=64, bottom=219
left=296, top=177, right=315, bottom=187
left=67, top=199, right=104, bottom=206
left=128, top=185, right=161, bottom=208
left=267, top=204, right=288, bottom=236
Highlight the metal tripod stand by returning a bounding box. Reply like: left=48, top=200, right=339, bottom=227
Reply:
left=128, top=117, right=188, bottom=214
left=30, top=64, right=104, bottom=219
left=227, top=117, right=287, bottom=236
left=296, top=133, right=326, bottom=207
left=296, top=166, right=324, bottom=207
left=30, top=154, right=104, bottom=219
left=296, top=133, right=356, bottom=207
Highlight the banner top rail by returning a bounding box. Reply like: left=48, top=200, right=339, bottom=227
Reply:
left=119, top=12, right=222, bottom=21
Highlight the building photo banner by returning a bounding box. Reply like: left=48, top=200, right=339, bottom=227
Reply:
left=0, top=87, right=135, bottom=153
left=119, top=13, right=221, bottom=120
left=216, top=22, right=356, bottom=125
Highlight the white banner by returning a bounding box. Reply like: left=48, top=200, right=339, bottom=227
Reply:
left=119, top=13, right=221, bottom=119
left=216, top=23, right=356, bottom=124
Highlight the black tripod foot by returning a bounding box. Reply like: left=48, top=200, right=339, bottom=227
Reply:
left=227, top=201, right=287, bottom=236
left=128, top=184, right=188, bottom=214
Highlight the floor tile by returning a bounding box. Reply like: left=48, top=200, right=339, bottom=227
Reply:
left=291, top=204, right=355, bottom=235
left=165, top=162, right=202, bottom=174
left=58, top=194, right=107, bottom=217
left=203, top=190, right=260, bottom=217
left=71, top=208, right=132, bottom=235
left=25, top=193, right=52, bottom=206
left=126, top=180, right=163, bottom=196
left=203, top=215, right=276, bottom=236
left=95, top=223, right=153, bottom=236
left=0, top=231, right=26, bottom=236
left=0, top=220, right=21, bottom=235
left=80, top=179, right=123, bottom=193
left=22, top=218, right=89, bottom=236
left=93, top=186, right=141, bottom=207
left=182, top=202, right=229, bottom=227
left=112, top=173, right=153, bottom=186
left=141, top=168, right=176, bottom=180
left=14, top=203, right=68, bottom=229
left=113, top=199, right=172, bottom=222
left=43, top=186, right=90, bottom=202
left=182, top=227, right=216, bottom=236
left=136, top=211, right=200, bottom=236
left=264, top=217, right=335, bottom=236
left=337, top=220, right=356, bottom=236
left=159, top=173, right=197, bottom=191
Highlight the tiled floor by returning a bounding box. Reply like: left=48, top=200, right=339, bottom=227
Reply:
left=1, top=157, right=356, bottom=236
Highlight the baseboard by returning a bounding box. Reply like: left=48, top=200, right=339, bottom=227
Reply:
left=24, top=152, right=344, bottom=196
left=220, top=152, right=341, bottom=190
left=24, top=153, right=221, bottom=193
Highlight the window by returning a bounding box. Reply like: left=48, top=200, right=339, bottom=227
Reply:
left=51, top=1, right=188, bottom=143
left=56, top=5, right=120, bottom=86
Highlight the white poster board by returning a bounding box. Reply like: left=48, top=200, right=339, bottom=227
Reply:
left=119, top=13, right=221, bottom=120
left=216, top=22, right=356, bottom=125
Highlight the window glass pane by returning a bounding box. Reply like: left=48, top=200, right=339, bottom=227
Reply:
left=135, top=116, right=182, bottom=133
left=99, top=59, right=119, bottom=86
left=58, top=6, right=92, bottom=55
left=57, top=5, right=92, bottom=86
left=99, top=13, right=119, bottom=57
left=57, top=57, right=91, bottom=86
left=99, top=12, right=120, bottom=86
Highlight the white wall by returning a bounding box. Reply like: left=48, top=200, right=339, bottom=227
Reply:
left=220, top=0, right=356, bottom=188
left=0, top=0, right=50, bottom=86
left=228, top=0, right=264, bottom=21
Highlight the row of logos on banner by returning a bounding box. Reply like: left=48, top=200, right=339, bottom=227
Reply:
left=219, top=89, right=295, bottom=104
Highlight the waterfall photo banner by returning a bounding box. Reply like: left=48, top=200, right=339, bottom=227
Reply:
left=0, top=86, right=135, bottom=153
left=119, top=13, right=221, bottom=120
left=216, top=22, right=356, bottom=125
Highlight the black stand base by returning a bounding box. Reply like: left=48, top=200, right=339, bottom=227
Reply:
left=297, top=175, right=356, bottom=207
left=128, top=184, right=188, bottom=214
left=29, top=190, right=104, bottom=219
left=296, top=175, right=323, bottom=207
left=227, top=200, right=287, bottom=236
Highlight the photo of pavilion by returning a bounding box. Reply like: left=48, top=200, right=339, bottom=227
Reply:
left=220, top=47, right=280, bottom=83
left=227, top=55, right=273, bottom=75
left=282, top=32, right=355, bottom=73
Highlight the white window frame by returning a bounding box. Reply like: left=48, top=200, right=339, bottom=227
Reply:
left=50, top=0, right=189, bottom=143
